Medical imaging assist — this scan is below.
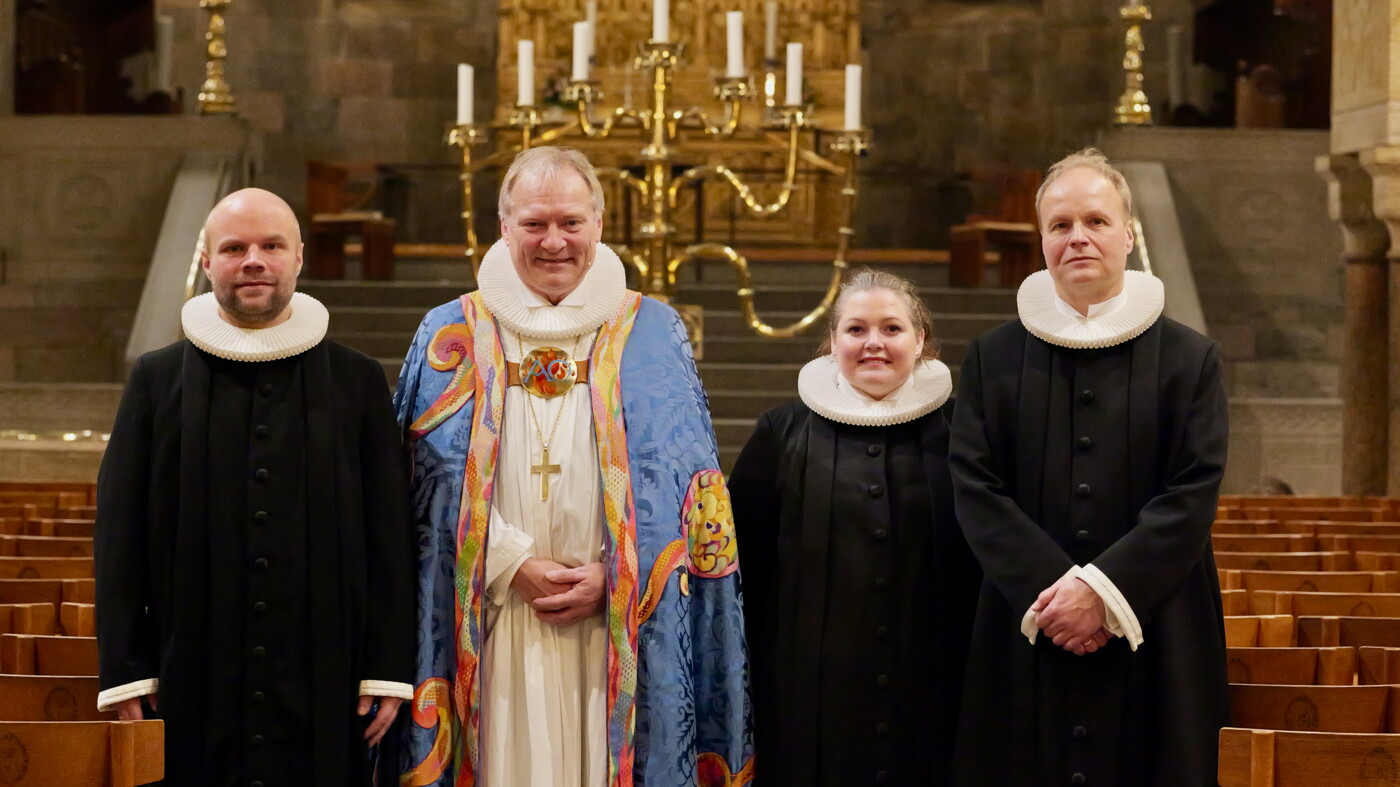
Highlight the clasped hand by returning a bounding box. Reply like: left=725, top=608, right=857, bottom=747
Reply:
left=511, top=557, right=606, bottom=625
left=1033, top=575, right=1114, bottom=656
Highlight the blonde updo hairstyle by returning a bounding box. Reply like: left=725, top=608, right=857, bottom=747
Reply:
left=818, top=268, right=939, bottom=361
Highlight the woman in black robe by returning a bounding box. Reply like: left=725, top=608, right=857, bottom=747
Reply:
left=729, top=269, right=979, bottom=787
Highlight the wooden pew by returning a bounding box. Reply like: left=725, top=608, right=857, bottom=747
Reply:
left=1253, top=591, right=1400, bottom=617
left=62, top=602, right=96, bottom=637
left=0, top=720, right=162, bottom=786
left=57, top=504, right=97, bottom=520
left=1358, top=647, right=1400, bottom=684
left=0, top=674, right=111, bottom=720
left=0, top=504, right=36, bottom=525
left=1222, top=589, right=1249, bottom=616
left=0, top=492, right=86, bottom=518
left=0, top=602, right=56, bottom=635
left=1221, top=495, right=1362, bottom=508
left=0, top=633, right=98, bottom=675
left=1218, top=569, right=1400, bottom=594
left=1213, top=519, right=1284, bottom=535
left=1213, top=533, right=1320, bottom=553
left=1251, top=507, right=1382, bottom=523
left=1298, top=617, right=1400, bottom=648
left=1227, top=647, right=1355, bottom=685
left=1219, top=727, right=1400, bottom=786
left=1214, top=552, right=1353, bottom=572
left=0, top=556, right=94, bottom=579
left=0, top=534, right=93, bottom=558
left=1319, top=534, right=1400, bottom=554
left=0, top=480, right=95, bottom=505
left=1228, top=683, right=1394, bottom=732
left=1226, top=615, right=1295, bottom=647
left=27, top=517, right=96, bottom=538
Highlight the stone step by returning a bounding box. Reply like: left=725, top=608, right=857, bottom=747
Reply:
left=0, top=384, right=124, bottom=431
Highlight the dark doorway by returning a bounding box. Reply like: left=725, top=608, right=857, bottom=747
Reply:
left=15, top=0, right=162, bottom=114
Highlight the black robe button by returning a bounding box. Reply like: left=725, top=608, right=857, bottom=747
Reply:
left=1078, top=390, right=1095, bottom=404
left=873, top=528, right=888, bottom=541
left=1071, top=774, right=1086, bottom=785
left=258, top=383, right=274, bottom=396
left=867, top=445, right=882, bottom=457
left=254, top=468, right=269, bottom=482
left=251, top=691, right=265, bottom=703
left=876, top=674, right=889, bottom=686
left=250, top=734, right=265, bottom=746
left=253, top=510, right=268, bottom=524
left=1075, top=530, right=1090, bottom=542
left=1078, top=436, right=1093, bottom=450
left=869, top=484, right=885, bottom=498
left=1073, top=725, right=1088, bottom=739
left=1076, top=483, right=1091, bottom=497
left=254, top=557, right=269, bottom=571
left=252, top=646, right=267, bottom=658
left=253, top=601, right=267, bottom=614
left=254, top=425, right=270, bottom=439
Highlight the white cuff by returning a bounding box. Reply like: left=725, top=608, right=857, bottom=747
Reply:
left=484, top=506, right=534, bottom=606
left=359, top=680, right=414, bottom=700
left=97, top=678, right=158, bottom=712
left=1080, top=563, right=1144, bottom=651
left=1019, top=565, right=1144, bottom=651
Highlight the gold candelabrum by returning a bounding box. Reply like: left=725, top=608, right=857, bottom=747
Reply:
left=454, top=39, right=867, bottom=340
left=447, top=124, right=491, bottom=277
left=1114, top=3, right=1153, bottom=126
left=197, top=0, right=235, bottom=114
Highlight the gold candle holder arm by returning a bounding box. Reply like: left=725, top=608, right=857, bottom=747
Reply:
left=674, top=77, right=752, bottom=137
left=447, top=123, right=490, bottom=280
left=508, top=105, right=544, bottom=150
left=595, top=166, right=649, bottom=200
left=668, top=109, right=803, bottom=216
left=566, top=81, right=647, bottom=138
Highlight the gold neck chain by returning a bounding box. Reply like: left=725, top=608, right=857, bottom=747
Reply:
left=515, top=331, right=582, bottom=501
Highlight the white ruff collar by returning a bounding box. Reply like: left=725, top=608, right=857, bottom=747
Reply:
left=478, top=239, right=628, bottom=340
left=181, top=292, right=328, bottom=362
left=1017, top=269, right=1164, bottom=349
left=798, top=355, right=952, bottom=427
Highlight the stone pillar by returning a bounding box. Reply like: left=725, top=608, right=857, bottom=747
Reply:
left=1324, top=153, right=1388, bottom=495
left=1367, top=148, right=1400, bottom=496
left=0, top=0, right=15, bottom=115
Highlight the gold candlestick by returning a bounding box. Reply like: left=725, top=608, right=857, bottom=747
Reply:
left=197, top=0, right=235, bottom=114
left=447, top=123, right=490, bottom=281
left=507, top=105, right=544, bottom=150
left=1114, top=3, right=1153, bottom=126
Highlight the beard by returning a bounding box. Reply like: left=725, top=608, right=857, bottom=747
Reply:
left=215, top=283, right=292, bottom=327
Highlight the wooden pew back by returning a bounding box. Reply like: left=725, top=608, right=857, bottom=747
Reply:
left=0, top=720, right=162, bottom=786
left=1219, top=727, right=1400, bottom=787
left=0, top=633, right=98, bottom=675
left=1227, top=647, right=1355, bottom=685
left=0, top=674, right=111, bottom=721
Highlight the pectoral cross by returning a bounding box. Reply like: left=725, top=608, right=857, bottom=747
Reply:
left=531, top=445, right=562, bottom=501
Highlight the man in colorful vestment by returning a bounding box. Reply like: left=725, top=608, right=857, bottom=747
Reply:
left=394, top=146, right=754, bottom=787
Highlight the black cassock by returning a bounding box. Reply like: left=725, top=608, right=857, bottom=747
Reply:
left=95, top=340, right=414, bottom=786
left=729, top=400, right=980, bottom=787
left=949, top=317, right=1229, bottom=787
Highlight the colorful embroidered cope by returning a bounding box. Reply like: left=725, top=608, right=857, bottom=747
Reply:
left=402, top=678, right=453, bottom=787
left=638, top=538, right=688, bottom=625
left=408, top=323, right=477, bottom=438
left=519, top=346, right=578, bottom=398
left=684, top=469, right=740, bottom=578
left=589, top=291, right=644, bottom=787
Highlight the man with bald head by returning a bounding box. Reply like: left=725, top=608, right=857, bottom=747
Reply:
left=95, top=188, right=415, bottom=785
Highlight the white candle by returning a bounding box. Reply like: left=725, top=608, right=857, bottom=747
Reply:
left=844, top=64, right=861, bottom=130
left=653, top=0, right=669, bottom=43
left=518, top=40, right=535, bottom=106
left=585, top=1, right=597, bottom=63
left=155, top=15, right=174, bottom=94
left=785, top=42, right=802, bottom=106
left=764, top=1, right=777, bottom=61
left=457, top=63, right=474, bottom=125
left=573, top=22, right=591, bottom=81
left=725, top=11, right=745, bottom=78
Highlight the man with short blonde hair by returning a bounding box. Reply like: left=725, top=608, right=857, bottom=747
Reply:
left=951, top=149, right=1229, bottom=786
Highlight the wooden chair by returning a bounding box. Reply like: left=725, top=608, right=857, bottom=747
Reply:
left=0, top=720, right=163, bottom=786
left=1227, top=646, right=1355, bottom=685
left=1229, top=683, right=1394, bottom=732
left=1219, top=727, right=1400, bottom=786
left=1298, top=617, right=1400, bottom=649
left=306, top=160, right=396, bottom=280
left=0, top=556, right=94, bottom=579
left=0, top=674, right=110, bottom=720
left=0, top=534, right=93, bottom=558
left=1253, top=591, right=1400, bottom=618
left=1226, top=615, right=1295, bottom=647
left=1214, top=552, right=1353, bottom=572
left=0, top=633, right=98, bottom=675
left=1213, top=533, right=1320, bottom=553
left=0, top=603, right=56, bottom=635
left=1219, top=569, right=1400, bottom=594
left=62, top=602, right=96, bottom=637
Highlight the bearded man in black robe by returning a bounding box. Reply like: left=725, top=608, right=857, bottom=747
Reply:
left=950, top=149, right=1229, bottom=787
left=94, top=188, right=415, bottom=786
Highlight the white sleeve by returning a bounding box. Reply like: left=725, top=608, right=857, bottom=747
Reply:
left=484, top=504, right=534, bottom=606
left=1019, top=565, right=1144, bottom=651
left=358, top=680, right=414, bottom=700
left=97, top=678, right=158, bottom=711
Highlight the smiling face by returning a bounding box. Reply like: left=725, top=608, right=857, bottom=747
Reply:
left=201, top=188, right=303, bottom=328
left=1038, top=166, right=1134, bottom=310
left=830, top=287, right=926, bottom=401
left=500, top=169, right=603, bottom=304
